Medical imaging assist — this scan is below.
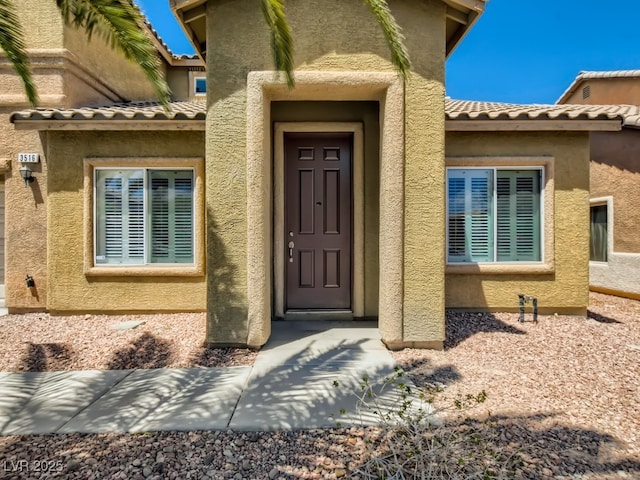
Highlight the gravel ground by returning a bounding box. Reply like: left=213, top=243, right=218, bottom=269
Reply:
left=0, top=292, right=639, bottom=479
left=0, top=312, right=257, bottom=371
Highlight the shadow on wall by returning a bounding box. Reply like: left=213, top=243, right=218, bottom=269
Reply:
left=206, top=212, right=248, bottom=345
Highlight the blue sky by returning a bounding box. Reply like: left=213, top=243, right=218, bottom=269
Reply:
left=136, top=0, right=640, bottom=105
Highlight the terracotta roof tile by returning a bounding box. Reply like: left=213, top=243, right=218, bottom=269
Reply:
left=445, top=99, right=635, bottom=127
left=10, top=101, right=206, bottom=122
left=12, top=99, right=637, bottom=128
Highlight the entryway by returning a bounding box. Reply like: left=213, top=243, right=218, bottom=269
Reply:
left=284, top=132, right=352, bottom=310
left=273, top=122, right=365, bottom=321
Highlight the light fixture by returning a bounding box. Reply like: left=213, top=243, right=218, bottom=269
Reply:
left=19, top=165, right=34, bottom=186
left=26, top=275, right=35, bottom=288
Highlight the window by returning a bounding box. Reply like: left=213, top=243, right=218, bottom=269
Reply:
left=590, top=204, right=608, bottom=262
left=194, top=77, right=206, bottom=96
left=447, top=168, right=542, bottom=263
left=95, top=168, right=194, bottom=265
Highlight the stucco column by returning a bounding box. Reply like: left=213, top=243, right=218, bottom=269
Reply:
left=245, top=76, right=272, bottom=347
left=400, top=76, right=446, bottom=349
left=378, top=79, right=405, bottom=346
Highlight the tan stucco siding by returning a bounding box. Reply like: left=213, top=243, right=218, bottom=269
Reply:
left=45, top=131, right=206, bottom=313
left=63, top=26, right=164, bottom=104
left=564, top=78, right=640, bottom=105
left=14, top=0, right=64, bottom=49
left=590, top=130, right=640, bottom=253
left=206, top=0, right=447, bottom=346
left=445, top=132, right=591, bottom=315
left=398, top=1, right=447, bottom=345
left=0, top=111, right=47, bottom=311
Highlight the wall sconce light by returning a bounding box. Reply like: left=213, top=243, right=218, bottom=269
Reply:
left=25, top=274, right=35, bottom=288
left=19, top=165, right=34, bottom=186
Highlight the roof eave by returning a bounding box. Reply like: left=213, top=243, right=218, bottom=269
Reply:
left=556, top=76, right=585, bottom=105
left=12, top=120, right=206, bottom=131
left=443, top=0, right=486, bottom=57
left=170, top=0, right=486, bottom=62
left=170, top=0, right=207, bottom=60
left=446, top=119, right=622, bottom=132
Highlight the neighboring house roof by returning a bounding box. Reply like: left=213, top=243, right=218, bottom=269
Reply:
left=556, top=70, right=640, bottom=104
left=10, top=101, right=206, bottom=131
left=11, top=98, right=630, bottom=132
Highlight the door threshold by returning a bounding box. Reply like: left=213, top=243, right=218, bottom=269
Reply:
left=283, top=309, right=353, bottom=321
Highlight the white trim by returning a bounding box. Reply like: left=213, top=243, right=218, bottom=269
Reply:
left=190, top=71, right=207, bottom=97
left=274, top=122, right=364, bottom=318
left=589, top=196, right=613, bottom=264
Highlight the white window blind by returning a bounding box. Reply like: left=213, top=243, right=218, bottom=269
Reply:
left=95, top=168, right=194, bottom=266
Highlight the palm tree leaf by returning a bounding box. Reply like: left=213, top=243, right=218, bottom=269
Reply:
left=0, top=0, right=38, bottom=105
left=362, top=0, right=411, bottom=80
left=258, top=0, right=295, bottom=87
left=55, top=0, right=171, bottom=107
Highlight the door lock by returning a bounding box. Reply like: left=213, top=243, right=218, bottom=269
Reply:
left=288, top=241, right=294, bottom=262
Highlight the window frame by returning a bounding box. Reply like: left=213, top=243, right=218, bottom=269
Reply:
left=445, top=157, right=555, bottom=275
left=589, top=196, right=613, bottom=264
left=84, top=157, right=205, bottom=277
left=189, top=71, right=206, bottom=98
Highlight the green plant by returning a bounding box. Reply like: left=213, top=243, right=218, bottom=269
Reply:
left=334, top=368, right=522, bottom=479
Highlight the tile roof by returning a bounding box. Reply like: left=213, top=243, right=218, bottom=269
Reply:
left=10, top=101, right=206, bottom=123
left=556, top=70, right=640, bottom=104
left=144, top=21, right=200, bottom=62
left=445, top=99, right=632, bottom=125
left=11, top=99, right=637, bottom=129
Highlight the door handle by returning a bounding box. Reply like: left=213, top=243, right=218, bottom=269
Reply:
left=288, top=241, right=294, bottom=262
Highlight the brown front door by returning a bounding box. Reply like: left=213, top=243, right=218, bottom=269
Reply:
left=285, top=132, right=352, bottom=310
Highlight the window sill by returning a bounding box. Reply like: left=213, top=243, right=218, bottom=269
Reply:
left=446, top=262, right=554, bottom=275
left=85, top=265, right=204, bottom=277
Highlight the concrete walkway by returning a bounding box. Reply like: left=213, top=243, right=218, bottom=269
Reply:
left=0, top=321, right=416, bottom=435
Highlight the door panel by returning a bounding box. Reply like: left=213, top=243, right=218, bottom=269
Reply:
left=285, top=133, right=352, bottom=309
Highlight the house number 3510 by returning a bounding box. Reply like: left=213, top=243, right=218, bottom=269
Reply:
left=18, top=153, right=39, bottom=163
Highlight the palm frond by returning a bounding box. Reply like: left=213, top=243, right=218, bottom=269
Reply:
left=0, top=0, right=38, bottom=106
left=259, top=0, right=295, bottom=87
left=56, top=0, right=171, bottom=108
left=362, top=0, right=411, bottom=80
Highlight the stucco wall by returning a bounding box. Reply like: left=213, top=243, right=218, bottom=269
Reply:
left=1, top=0, right=65, bottom=107
left=445, top=131, right=591, bottom=315
left=15, top=0, right=64, bottom=49
left=0, top=111, right=47, bottom=311
left=63, top=26, right=163, bottom=105
left=206, top=0, right=446, bottom=346
left=564, top=78, right=640, bottom=105
left=590, top=130, right=640, bottom=253
left=45, top=131, right=206, bottom=313
left=588, top=129, right=640, bottom=299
